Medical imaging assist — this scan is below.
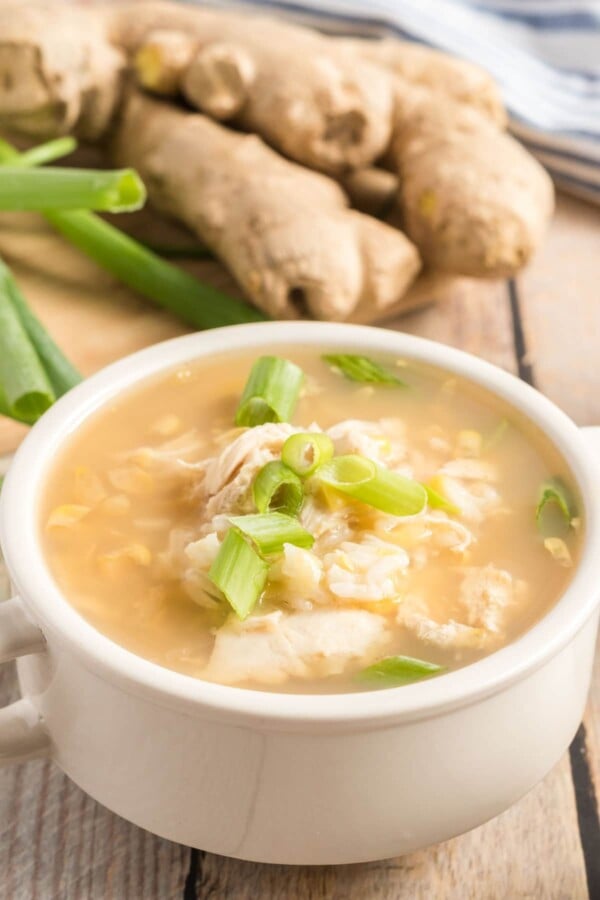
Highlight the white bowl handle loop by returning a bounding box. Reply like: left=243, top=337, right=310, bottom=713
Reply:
left=0, top=596, right=50, bottom=763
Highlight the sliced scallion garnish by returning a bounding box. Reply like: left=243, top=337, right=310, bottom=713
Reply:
left=228, top=513, right=314, bottom=555
left=281, top=432, right=335, bottom=477
left=423, top=482, right=460, bottom=516
left=208, top=528, right=268, bottom=620
left=315, top=455, right=427, bottom=517
left=235, top=356, right=304, bottom=427
left=536, top=477, right=576, bottom=536
left=358, top=655, right=445, bottom=686
left=253, top=461, right=304, bottom=516
left=323, top=353, right=406, bottom=386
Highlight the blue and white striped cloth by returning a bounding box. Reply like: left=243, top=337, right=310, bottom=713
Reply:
left=198, top=0, right=600, bottom=204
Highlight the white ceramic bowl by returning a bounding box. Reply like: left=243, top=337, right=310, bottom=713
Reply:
left=0, top=322, right=599, bottom=865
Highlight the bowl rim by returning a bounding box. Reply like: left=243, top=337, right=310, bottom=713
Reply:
left=2, top=321, right=599, bottom=730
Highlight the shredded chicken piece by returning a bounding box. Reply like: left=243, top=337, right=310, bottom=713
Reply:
left=203, top=608, right=390, bottom=685
left=432, top=474, right=501, bottom=523
left=327, top=418, right=407, bottom=467
left=397, top=595, right=487, bottom=650
left=458, top=565, right=516, bottom=633
left=198, top=422, right=299, bottom=520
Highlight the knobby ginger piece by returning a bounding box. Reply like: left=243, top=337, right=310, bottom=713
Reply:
left=341, top=38, right=506, bottom=126
left=389, top=86, right=554, bottom=277
left=111, top=0, right=395, bottom=174
left=110, top=90, right=421, bottom=321
left=0, top=3, right=123, bottom=139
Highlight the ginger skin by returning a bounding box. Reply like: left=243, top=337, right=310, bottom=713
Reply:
left=0, top=4, right=123, bottom=140
left=111, top=91, right=420, bottom=321
left=389, top=88, right=554, bottom=277
left=112, top=2, right=396, bottom=176
left=341, top=38, right=507, bottom=127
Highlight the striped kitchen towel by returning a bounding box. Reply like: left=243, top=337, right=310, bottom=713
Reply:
left=197, top=0, right=600, bottom=204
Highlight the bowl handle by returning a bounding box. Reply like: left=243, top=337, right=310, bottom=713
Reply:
left=0, top=596, right=50, bottom=763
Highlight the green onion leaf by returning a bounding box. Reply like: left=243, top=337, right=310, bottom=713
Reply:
left=316, top=455, right=427, bottom=517
left=0, top=167, right=146, bottom=212
left=229, top=513, right=314, bottom=555
left=0, top=262, right=55, bottom=421
left=208, top=528, right=268, bottom=620
left=0, top=138, right=265, bottom=330
left=281, top=432, right=335, bottom=477
left=44, top=210, right=265, bottom=329
left=235, top=356, right=304, bottom=427
left=323, top=353, right=406, bottom=386
left=536, top=477, right=576, bottom=537
left=0, top=137, right=77, bottom=168
left=423, top=482, right=460, bottom=516
left=253, top=461, right=304, bottom=516
left=0, top=260, right=81, bottom=397
left=358, top=655, right=445, bottom=686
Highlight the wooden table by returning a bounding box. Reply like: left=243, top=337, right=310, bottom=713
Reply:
left=0, top=193, right=599, bottom=899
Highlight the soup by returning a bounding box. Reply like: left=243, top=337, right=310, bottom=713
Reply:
left=41, top=348, right=582, bottom=693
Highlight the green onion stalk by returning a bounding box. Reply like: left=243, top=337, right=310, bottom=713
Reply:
left=0, top=138, right=266, bottom=331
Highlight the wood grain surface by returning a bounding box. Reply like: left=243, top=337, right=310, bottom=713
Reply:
left=0, top=193, right=598, bottom=899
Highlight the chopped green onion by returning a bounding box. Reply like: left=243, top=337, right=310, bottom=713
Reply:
left=281, top=432, right=334, bottom=477
left=423, top=482, right=460, bottom=516
left=323, top=353, right=406, bottom=386
left=0, top=259, right=81, bottom=397
left=358, top=655, right=445, bottom=686
left=316, top=455, right=427, bottom=517
left=229, top=513, right=314, bottom=555
left=208, top=528, right=268, bottom=620
left=536, top=477, right=576, bottom=537
left=0, top=138, right=265, bottom=330
left=253, top=461, right=304, bottom=516
left=44, top=210, right=265, bottom=329
left=235, top=356, right=304, bottom=427
left=0, top=137, right=77, bottom=168
left=0, top=263, right=55, bottom=421
left=0, top=167, right=146, bottom=212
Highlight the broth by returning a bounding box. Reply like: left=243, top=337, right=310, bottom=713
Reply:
left=41, top=347, right=582, bottom=693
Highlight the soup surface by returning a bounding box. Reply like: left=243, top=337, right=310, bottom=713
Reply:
left=42, top=347, right=582, bottom=693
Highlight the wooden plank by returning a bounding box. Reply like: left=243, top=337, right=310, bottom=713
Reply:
left=514, top=190, right=600, bottom=899
left=517, top=193, right=600, bottom=426
left=190, top=762, right=587, bottom=900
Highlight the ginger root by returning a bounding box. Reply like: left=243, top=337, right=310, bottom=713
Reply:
left=341, top=37, right=552, bottom=276
left=389, top=87, right=554, bottom=277
left=0, top=0, right=555, bottom=307
left=341, top=38, right=506, bottom=127
left=113, top=2, right=396, bottom=175
left=0, top=3, right=123, bottom=140
left=110, top=91, right=420, bottom=321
